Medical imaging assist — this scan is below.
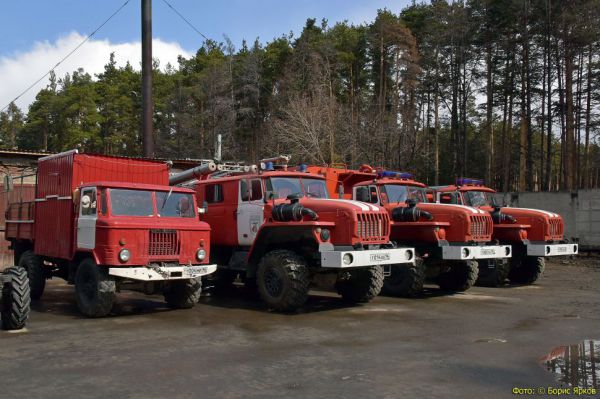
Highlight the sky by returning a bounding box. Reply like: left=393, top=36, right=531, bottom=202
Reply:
left=0, top=0, right=411, bottom=112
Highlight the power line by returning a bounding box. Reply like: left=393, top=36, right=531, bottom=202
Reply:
left=0, top=0, right=131, bottom=113
left=160, top=0, right=211, bottom=42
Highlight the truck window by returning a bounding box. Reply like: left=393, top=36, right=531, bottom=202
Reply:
left=439, top=192, right=460, bottom=204
left=110, top=189, right=154, bottom=217
left=205, top=184, right=223, bottom=203
left=156, top=192, right=196, bottom=218
left=250, top=179, right=263, bottom=201
left=240, top=180, right=250, bottom=202
left=302, top=178, right=328, bottom=198
left=80, top=188, right=97, bottom=216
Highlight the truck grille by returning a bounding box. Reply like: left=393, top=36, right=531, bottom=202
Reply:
left=356, top=212, right=389, bottom=243
left=469, top=215, right=493, bottom=241
left=548, top=217, right=564, bottom=240
left=149, top=229, right=180, bottom=257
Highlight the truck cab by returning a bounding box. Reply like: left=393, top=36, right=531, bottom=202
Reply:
left=305, top=164, right=512, bottom=294
left=191, top=163, right=415, bottom=311
left=5, top=151, right=216, bottom=317
left=433, top=179, right=578, bottom=284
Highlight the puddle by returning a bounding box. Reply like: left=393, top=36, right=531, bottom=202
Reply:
left=541, top=339, right=599, bottom=389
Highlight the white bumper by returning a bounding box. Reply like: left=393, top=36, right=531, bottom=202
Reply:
left=320, top=247, right=415, bottom=268
left=441, top=245, right=512, bottom=260
left=526, top=243, right=578, bottom=257
left=109, top=264, right=217, bottom=281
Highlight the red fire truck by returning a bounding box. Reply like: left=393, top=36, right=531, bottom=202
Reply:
left=433, top=179, right=578, bottom=285
left=304, top=165, right=511, bottom=295
left=182, top=157, right=416, bottom=312
left=4, top=150, right=216, bottom=317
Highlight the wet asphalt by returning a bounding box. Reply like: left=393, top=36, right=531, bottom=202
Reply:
left=1, top=258, right=598, bottom=399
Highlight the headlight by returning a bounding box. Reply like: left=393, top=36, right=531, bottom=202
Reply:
left=461, top=248, right=470, bottom=258
left=196, top=249, right=206, bottom=261
left=343, top=253, right=353, bottom=265
left=119, top=249, right=131, bottom=262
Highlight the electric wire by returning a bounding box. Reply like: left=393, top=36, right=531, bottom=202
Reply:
left=0, top=0, right=131, bottom=113
left=160, top=0, right=211, bottom=41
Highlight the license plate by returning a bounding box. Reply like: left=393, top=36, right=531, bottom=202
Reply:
left=481, top=248, right=496, bottom=256
left=557, top=246, right=567, bottom=253
left=183, top=266, right=206, bottom=277
left=370, top=253, right=391, bottom=263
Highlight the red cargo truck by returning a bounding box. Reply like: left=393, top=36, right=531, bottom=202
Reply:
left=304, top=165, right=511, bottom=295
left=433, top=179, right=578, bottom=284
left=4, top=150, right=216, bottom=317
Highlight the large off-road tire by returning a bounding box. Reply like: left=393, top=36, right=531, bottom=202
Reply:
left=257, top=250, right=310, bottom=312
left=382, top=258, right=425, bottom=297
left=437, top=260, right=479, bottom=292
left=508, top=256, right=545, bottom=284
left=75, top=258, right=116, bottom=318
left=164, top=278, right=202, bottom=309
left=476, top=259, right=510, bottom=287
left=1, top=266, right=31, bottom=330
left=18, top=250, right=45, bottom=300
left=336, top=266, right=385, bottom=304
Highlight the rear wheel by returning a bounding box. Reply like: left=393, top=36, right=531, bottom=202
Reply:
left=18, top=250, right=45, bottom=300
left=75, top=258, right=116, bottom=317
left=437, top=260, right=478, bottom=292
left=164, top=278, right=202, bottom=309
left=336, top=266, right=385, bottom=303
left=508, top=256, right=545, bottom=284
left=257, top=250, right=310, bottom=312
left=476, top=259, right=510, bottom=287
left=1, top=266, right=31, bottom=330
left=382, top=258, right=425, bottom=297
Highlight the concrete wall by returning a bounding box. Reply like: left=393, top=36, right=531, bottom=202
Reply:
left=495, top=189, right=600, bottom=250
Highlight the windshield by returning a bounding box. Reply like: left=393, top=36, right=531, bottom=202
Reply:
left=156, top=191, right=196, bottom=218
left=266, top=177, right=329, bottom=199
left=381, top=184, right=428, bottom=203
left=463, top=191, right=496, bottom=207
left=110, top=189, right=154, bottom=217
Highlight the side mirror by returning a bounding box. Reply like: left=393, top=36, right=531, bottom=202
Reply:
left=198, top=200, right=208, bottom=215
left=3, top=175, right=13, bottom=192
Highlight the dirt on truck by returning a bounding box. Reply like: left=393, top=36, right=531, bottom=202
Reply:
left=172, top=156, right=416, bottom=312
left=4, top=150, right=216, bottom=317
left=304, top=164, right=512, bottom=296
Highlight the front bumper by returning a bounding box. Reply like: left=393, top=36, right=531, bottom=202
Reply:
left=109, top=264, right=217, bottom=281
left=320, top=247, right=415, bottom=268
left=441, top=245, right=512, bottom=260
left=526, top=243, right=578, bottom=257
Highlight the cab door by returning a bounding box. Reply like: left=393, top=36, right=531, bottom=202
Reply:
left=237, top=178, right=265, bottom=246
left=77, top=187, right=97, bottom=249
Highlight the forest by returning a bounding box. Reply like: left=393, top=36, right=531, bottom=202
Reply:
left=0, top=0, right=599, bottom=191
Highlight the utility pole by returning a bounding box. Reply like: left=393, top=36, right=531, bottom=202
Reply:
left=142, top=0, right=154, bottom=157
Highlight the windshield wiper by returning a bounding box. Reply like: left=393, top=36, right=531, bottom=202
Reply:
left=160, top=187, right=173, bottom=211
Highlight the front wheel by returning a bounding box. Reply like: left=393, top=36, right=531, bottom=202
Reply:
left=508, top=256, right=545, bottom=284
left=75, top=259, right=116, bottom=318
left=382, top=259, right=425, bottom=297
left=164, top=278, right=202, bottom=309
left=437, top=260, right=478, bottom=292
left=257, top=250, right=310, bottom=312
left=1, top=266, right=31, bottom=330
left=476, top=259, right=510, bottom=287
left=336, top=266, right=384, bottom=303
